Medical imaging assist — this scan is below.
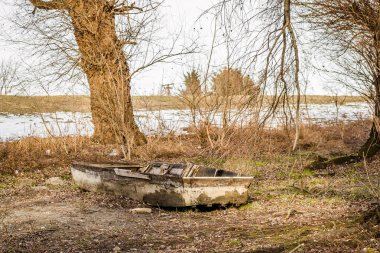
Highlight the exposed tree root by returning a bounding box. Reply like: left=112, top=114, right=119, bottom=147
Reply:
left=306, top=124, right=380, bottom=170
left=358, top=123, right=380, bottom=158
left=306, top=154, right=361, bottom=170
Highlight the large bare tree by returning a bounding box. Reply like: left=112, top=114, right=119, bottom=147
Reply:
left=28, top=0, right=151, bottom=146
left=301, top=0, right=380, bottom=165
left=20, top=0, right=183, bottom=145
left=26, top=0, right=148, bottom=146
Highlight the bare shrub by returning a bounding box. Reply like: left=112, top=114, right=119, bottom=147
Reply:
left=0, top=60, right=20, bottom=95
left=0, top=119, right=372, bottom=178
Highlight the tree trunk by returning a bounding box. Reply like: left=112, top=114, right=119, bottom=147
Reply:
left=359, top=123, right=380, bottom=157
left=360, top=29, right=380, bottom=158
left=67, top=0, right=146, bottom=145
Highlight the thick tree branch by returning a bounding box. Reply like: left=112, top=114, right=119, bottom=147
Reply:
left=30, top=0, right=66, bottom=10
left=120, top=39, right=137, bottom=46
left=114, top=3, right=143, bottom=14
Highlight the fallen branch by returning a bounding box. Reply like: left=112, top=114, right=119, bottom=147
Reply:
left=306, top=154, right=361, bottom=170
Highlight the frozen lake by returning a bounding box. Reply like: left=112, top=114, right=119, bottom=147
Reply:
left=0, top=102, right=372, bottom=141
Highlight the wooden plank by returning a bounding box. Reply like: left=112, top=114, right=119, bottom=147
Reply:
left=114, top=169, right=150, bottom=180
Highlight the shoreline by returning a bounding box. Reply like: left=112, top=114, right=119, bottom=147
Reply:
left=0, top=95, right=367, bottom=114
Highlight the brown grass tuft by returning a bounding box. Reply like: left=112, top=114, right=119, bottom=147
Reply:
left=0, top=119, right=372, bottom=176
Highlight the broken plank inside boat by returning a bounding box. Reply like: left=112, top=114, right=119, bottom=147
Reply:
left=71, top=162, right=254, bottom=207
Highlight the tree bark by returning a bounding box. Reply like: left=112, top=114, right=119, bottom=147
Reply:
left=360, top=27, right=380, bottom=158
left=31, top=0, right=146, bottom=145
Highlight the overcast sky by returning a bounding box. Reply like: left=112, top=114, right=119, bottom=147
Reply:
left=0, top=0, right=351, bottom=96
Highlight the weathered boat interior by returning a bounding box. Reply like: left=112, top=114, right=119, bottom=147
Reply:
left=71, top=161, right=253, bottom=207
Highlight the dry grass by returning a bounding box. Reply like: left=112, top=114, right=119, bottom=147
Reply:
left=133, top=95, right=184, bottom=110
left=0, top=120, right=379, bottom=252
left=0, top=95, right=185, bottom=114
left=0, top=137, right=118, bottom=176
left=0, top=95, right=90, bottom=114
left=0, top=119, right=371, bottom=177
left=0, top=95, right=366, bottom=114
left=296, top=95, right=365, bottom=104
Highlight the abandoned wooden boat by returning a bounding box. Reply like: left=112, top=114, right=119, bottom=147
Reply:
left=71, top=162, right=254, bottom=207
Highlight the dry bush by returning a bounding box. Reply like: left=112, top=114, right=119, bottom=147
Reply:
left=201, top=125, right=292, bottom=158
left=0, top=119, right=373, bottom=176
left=190, top=119, right=372, bottom=159
left=0, top=137, right=119, bottom=175
left=298, top=120, right=371, bottom=155
left=134, top=136, right=199, bottom=161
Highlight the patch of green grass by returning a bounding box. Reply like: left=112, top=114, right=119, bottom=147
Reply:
left=62, top=174, right=72, bottom=181
left=238, top=202, right=259, bottom=210
left=270, top=154, right=299, bottom=164
left=353, top=162, right=364, bottom=169
left=253, top=160, right=267, bottom=167
left=227, top=239, right=241, bottom=246
left=71, top=184, right=81, bottom=191
left=306, top=177, right=330, bottom=188
left=251, top=171, right=264, bottom=178
left=300, top=195, right=345, bottom=206
left=302, top=169, right=315, bottom=177
left=363, top=247, right=379, bottom=253
left=275, top=169, right=314, bottom=180
left=275, top=170, right=293, bottom=179
left=347, top=187, right=375, bottom=201
left=249, top=224, right=314, bottom=245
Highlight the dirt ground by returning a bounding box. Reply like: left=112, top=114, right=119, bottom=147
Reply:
left=1, top=120, right=380, bottom=252
left=1, top=163, right=379, bottom=253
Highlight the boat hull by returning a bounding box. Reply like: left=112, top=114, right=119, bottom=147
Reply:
left=71, top=163, right=253, bottom=207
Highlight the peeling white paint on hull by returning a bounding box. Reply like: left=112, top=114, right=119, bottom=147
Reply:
left=71, top=162, right=253, bottom=207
